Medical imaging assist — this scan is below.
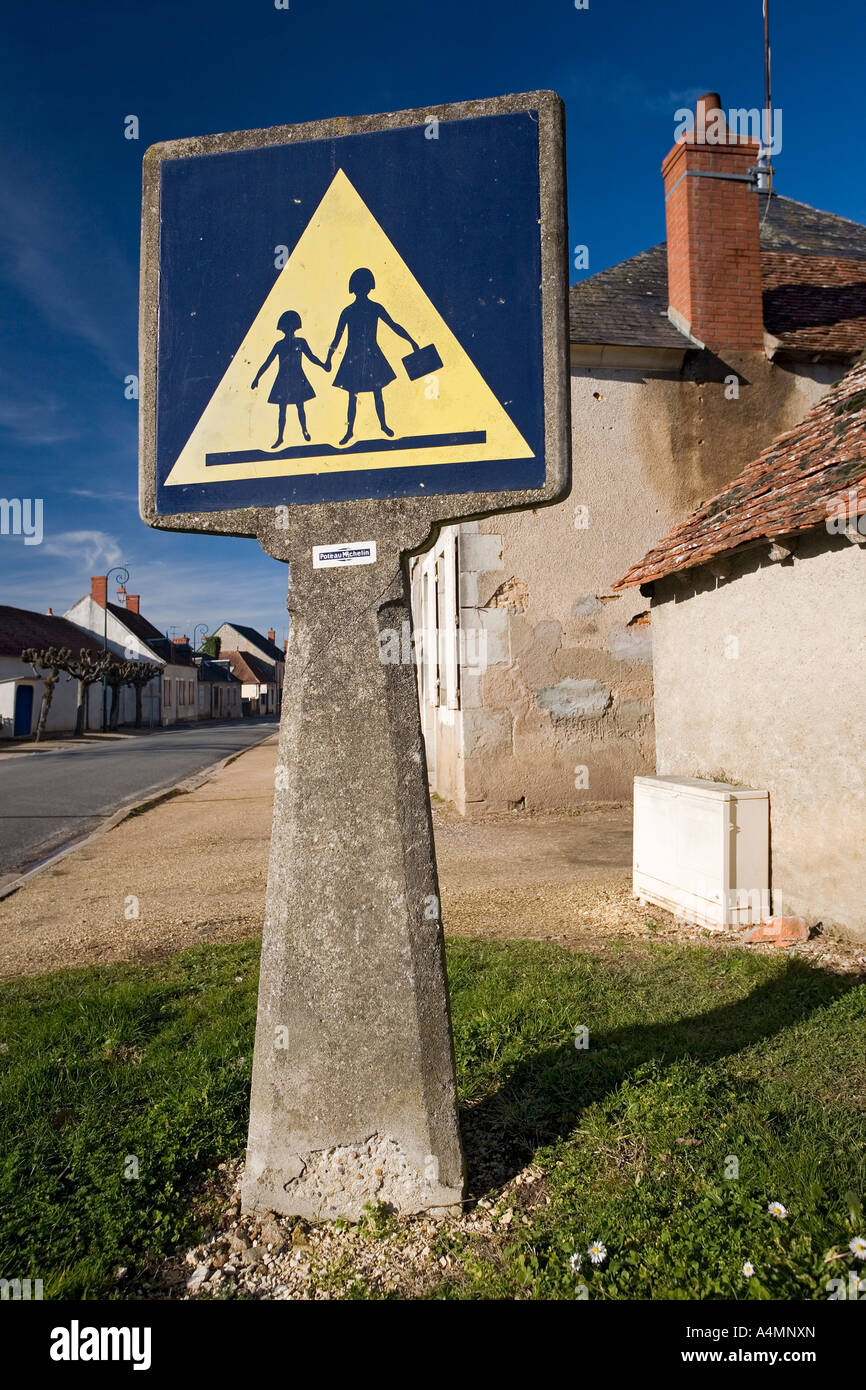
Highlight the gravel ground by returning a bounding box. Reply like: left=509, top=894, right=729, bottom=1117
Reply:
left=1, top=736, right=864, bottom=980
left=137, top=1157, right=548, bottom=1302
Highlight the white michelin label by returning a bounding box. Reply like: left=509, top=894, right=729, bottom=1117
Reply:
left=312, top=540, right=377, bottom=569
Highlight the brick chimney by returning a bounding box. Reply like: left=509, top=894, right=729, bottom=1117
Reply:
left=662, top=93, right=763, bottom=350
left=125, top=594, right=140, bottom=615
left=268, top=628, right=276, bottom=644
left=91, top=575, right=107, bottom=608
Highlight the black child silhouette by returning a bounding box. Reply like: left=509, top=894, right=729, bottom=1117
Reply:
left=325, top=268, right=418, bottom=446
left=252, top=310, right=326, bottom=448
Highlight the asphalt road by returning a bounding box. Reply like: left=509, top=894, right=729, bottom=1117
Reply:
left=0, top=719, right=278, bottom=879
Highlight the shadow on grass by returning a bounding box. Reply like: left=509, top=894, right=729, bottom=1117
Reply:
left=460, top=957, right=861, bottom=1195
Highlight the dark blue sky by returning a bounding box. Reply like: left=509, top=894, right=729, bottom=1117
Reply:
left=1, top=0, right=863, bottom=642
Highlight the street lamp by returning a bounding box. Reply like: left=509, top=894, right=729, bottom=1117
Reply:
left=102, top=565, right=129, bottom=732
left=192, top=622, right=209, bottom=654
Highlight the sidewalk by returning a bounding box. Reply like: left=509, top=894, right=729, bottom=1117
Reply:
left=1, top=738, right=862, bottom=980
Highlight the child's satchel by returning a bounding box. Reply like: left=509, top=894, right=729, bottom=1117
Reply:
left=401, top=343, right=443, bottom=380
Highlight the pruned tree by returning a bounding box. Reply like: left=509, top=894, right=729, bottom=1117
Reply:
left=106, top=660, right=161, bottom=729
left=57, top=648, right=113, bottom=736
left=21, top=646, right=71, bottom=742
left=104, top=660, right=128, bottom=731
left=124, top=660, right=162, bottom=729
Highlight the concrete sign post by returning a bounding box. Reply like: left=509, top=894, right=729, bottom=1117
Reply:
left=139, top=91, right=570, bottom=1220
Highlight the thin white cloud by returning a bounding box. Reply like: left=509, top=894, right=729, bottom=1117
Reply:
left=40, top=529, right=124, bottom=570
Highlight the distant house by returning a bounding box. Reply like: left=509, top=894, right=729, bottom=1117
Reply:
left=66, top=577, right=185, bottom=727
left=212, top=623, right=284, bottom=710
left=147, top=636, right=198, bottom=725
left=614, top=362, right=866, bottom=939
left=0, top=606, right=121, bottom=739
left=195, top=656, right=243, bottom=720
left=221, top=649, right=279, bottom=716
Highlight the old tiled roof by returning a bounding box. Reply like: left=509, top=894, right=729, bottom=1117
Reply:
left=0, top=606, right=118, bottom=659
left=148, top=636, right=194, bottom=667
left=197, top=658, right=241, bottom=684
left=569, top=244, right=686, bottom=349
left=222, top=650, right=277, bottom=685
left=613, top=360, right=866, bottom=588
left=570, top=195, right=866, bottom=352
left=218, top=623, right=283, bottom=663
left=105, top=602, right=164, bottom=647
left=757, top=195, right=866, bottom=260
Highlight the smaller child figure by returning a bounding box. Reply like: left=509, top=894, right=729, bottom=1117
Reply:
left=252, top=311, right=325, bottom=448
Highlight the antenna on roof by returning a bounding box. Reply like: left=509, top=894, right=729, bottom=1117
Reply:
left=756, top=0, right=774, bottom=193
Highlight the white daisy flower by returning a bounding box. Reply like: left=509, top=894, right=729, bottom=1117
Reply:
left=587, top=1240, right=607, bottom=1265
left=850, top=1274, right=865, bottom=1294
left=849, top=1235, right=866, bottom=1260
left=742, top=1261, right=755, bottom=1278
left=569, top=1252, right=582, bottom=1272
left=767, top=1201, right=787, bottom=1219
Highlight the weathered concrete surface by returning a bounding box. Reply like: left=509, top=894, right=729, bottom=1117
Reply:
left=242, top=548, right=465, bottom=1219
left=651, top=530, right=866, bottom=941
left=139, top=89, right=572, bottom=1222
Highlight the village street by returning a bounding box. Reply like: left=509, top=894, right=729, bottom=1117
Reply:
left=0, top=717, right=278, bottom=881
left=2, top=735, right=861, bottom=982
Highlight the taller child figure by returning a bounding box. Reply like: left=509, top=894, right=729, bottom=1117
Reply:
left=325, top=268, right=419, bottom=446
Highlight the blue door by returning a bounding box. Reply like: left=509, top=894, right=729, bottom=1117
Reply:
left=13, top=684, right=34, bottom=737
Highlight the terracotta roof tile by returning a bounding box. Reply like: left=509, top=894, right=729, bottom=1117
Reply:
left=613, top=361, right=866, bottom=588
left=763, top=253, right=866, bottom=354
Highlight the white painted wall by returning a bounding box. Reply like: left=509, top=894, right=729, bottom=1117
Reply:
left=64, top=595, right=162, bottom=727
left=651, top=530, right=866, bottom=939
left=0, top=657, right=102, bottom=738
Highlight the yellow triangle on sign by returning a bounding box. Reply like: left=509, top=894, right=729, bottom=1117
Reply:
left=164, top=169, right=534, bottom=486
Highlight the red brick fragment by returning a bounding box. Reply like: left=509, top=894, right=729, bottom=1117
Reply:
left=744, top=916, right=810, bottom=946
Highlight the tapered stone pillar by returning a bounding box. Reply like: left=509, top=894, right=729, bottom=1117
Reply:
left=242, top=539, right=465, bottom=1220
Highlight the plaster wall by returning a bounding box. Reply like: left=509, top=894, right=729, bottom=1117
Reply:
left=424, top=351, right=839, bottom=813
left=651, top=531, right=866, bottom=939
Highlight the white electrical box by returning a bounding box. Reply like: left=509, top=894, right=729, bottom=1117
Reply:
left=633, top=776, right=770, bottom=929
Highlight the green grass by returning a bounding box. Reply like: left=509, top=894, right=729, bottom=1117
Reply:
left=0, top=944, right=259, bottom=1298
left=0, top=937, right=863, bottom=1299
